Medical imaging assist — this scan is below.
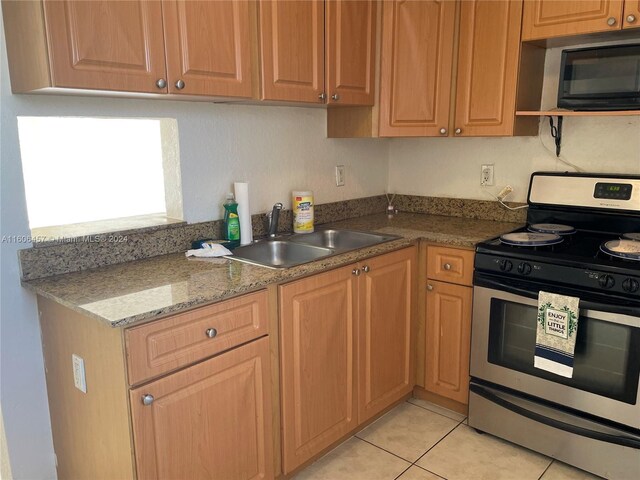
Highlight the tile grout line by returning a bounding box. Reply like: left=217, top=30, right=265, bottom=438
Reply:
left=406, top=399, right=467, bottom=423
left=410, top=420, right=467, bottom=474
left=354, top=436, right=416, bottom=465
left=537, top=459, right=554, bottom=480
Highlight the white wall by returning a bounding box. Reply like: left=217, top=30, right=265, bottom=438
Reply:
left=0, top=15, right=389, bottom=479
left=388, top=45, right=640, bottom=202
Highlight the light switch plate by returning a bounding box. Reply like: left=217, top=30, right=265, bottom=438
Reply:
left=72, top=354, right=87, bottom=393
left=335, top=165, right=345, bottom=187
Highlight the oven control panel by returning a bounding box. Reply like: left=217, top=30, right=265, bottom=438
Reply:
left=475, top=254, right=640, bottom=299
left=594, top=182, right=633, bottom=200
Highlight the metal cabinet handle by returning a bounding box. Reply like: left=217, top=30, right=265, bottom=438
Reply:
left=156, top=78, right=167, bottom=89
left=362, top=265, right=370, bottom=273
left=427, top=284, right=434, bottom=291
left=205, top=328, right=218, bottom=338
left=439, top=128, right=447, bottom=135
left=175, top=79, right=185, bottom=90
left=607, top=16, right=617, bottom=26
left=454, top=128, right=462, bottom=135
left=319, top=92, right=326, bottom=101
left=443, top=263, right=452, bottom=271
left=142, top=394, right=154, bottom=406
left=352, top=268, right=361, bottom=276
left=331, top=93, right=340, bottom=101
left=627, top=14, right=637, bottom=23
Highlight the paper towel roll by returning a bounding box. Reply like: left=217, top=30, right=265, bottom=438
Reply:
left=234, top=182, right=253, bottom=245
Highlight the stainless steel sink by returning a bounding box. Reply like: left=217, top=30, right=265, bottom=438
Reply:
left=227, top=229, right=401, bottom=269
left=228, top=240, right=333, bottom=269
left=288, top=229, right=400, bottom=251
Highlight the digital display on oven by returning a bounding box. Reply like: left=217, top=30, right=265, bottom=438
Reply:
left=594, top=182, right=632, bottom=200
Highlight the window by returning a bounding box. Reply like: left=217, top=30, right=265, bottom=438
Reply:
left=17, top=117, right=182, bottom=238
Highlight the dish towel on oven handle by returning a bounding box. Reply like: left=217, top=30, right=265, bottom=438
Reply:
left=534, top=291, right=580, bottom=378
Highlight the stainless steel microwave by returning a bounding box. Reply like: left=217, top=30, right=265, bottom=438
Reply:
left=557, top=43, right=640, bottom=111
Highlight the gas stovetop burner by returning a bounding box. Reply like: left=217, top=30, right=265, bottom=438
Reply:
left=622, top=232, right=640, bottom=241
left=500, top=232, right=564, bottom=247
left=600, top=239, right=640, bottom=261
left=528, top=223, right=576, bottom=235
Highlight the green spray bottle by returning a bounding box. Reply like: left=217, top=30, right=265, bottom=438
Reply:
left=223, top=194, right=241, bottom=245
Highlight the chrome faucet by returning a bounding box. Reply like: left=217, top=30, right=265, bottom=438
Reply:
left=267, top=203, right=283, bottom=238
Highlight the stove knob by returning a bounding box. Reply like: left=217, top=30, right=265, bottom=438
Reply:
left=622, top=278, right=639, bottom=293
left=598, top=274, right=615, bottom=289
left=517, top=262, right=532, bottom=275
left=499, top=260, right=513, bottom=272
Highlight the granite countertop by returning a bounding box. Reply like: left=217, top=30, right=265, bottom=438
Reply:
left=22, top=213, right=521, bottom=327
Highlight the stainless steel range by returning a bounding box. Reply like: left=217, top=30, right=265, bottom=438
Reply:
left=468, top=172, right=640, bottom=480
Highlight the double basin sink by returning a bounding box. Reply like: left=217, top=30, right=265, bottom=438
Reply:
left=228, top=229, right=400, bottom=269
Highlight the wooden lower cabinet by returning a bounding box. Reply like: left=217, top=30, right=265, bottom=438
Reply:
left=424, top=280, right=473, bottom=405
left=358, top=248, right=415, bottom=423
left=279, top=247, right=416, bottom=474
left=130, top=336, right=274, bottom=480
left=279, top=264, right=359, bottom=473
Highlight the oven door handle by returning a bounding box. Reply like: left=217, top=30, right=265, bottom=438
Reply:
left=470, top=383, right=640, bottom=449
left=474, top=275, right=640, bottom=317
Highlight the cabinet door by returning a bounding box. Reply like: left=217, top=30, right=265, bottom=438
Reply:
left=454, top=0, right=523, bottom=137
left=326, top=0, right=377, bottom=106
left=259, top=0, right=324, bottom=102
left=623, top=0, right=640, bottom=28
left=521, top=0, right=624, bottom=40
left=162, top=0, right=254, bottom=97
left=378, top=0, right=456, bottom=137
left=425, top=280, right=472, bottom=405
left=130, top=337, right=274, bottom=480
left=279, top=265, right=358, bottom=473
left=358, top=248, right=416, bottom=423
left=42, top=0, right=167, bottom=93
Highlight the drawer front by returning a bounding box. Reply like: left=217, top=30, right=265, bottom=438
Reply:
left=427, top=246, right=474, bottom=286
left=126, top=290, right=268, bottom=385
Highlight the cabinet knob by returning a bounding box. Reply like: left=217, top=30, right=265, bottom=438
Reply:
left=331, top=93, right=340, bottom=101
left=443, top=263, right=452, bottom=271
left=175, top=79, right=185, bottom=90
left=205, top=328, right=218, bottom=338
left=607, top=16, right=617, bottom=26
left=427, top=284, right=434, bottom=291
left=627, top=14, right=637, bottom=23
left=439, top=128, right=447, bottom=135
left=319, top=92, right=327, bottom=101
left=142, top=394, right=154, bottom=406
left=362, top=265, right=370, bottom=273
left=454, top=128, right=462, bottom=135
left=352, top=268, right=361, bottom=276
left=156, top=78, right=167, bottom=89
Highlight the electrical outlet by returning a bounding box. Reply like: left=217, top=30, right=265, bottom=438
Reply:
left=335, top=165, right=345, bottom=187
left=497, top=185, right=514, bottom=201
left=72, top=354, right=87, bottom=393
left=481, top=164, right=494, bottom=186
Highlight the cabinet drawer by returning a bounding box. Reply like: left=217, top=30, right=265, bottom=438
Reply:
left=125, top=290, right=268, bottom=385
left=427, top=246, right=474, bottom=286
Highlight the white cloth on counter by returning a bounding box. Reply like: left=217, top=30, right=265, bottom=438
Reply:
left=185, top=243, right=233, bottom=258
left=534, top=291, right=580, bottom=378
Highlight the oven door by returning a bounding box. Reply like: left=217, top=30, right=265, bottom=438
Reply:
left=471, top=280, right=640, bottom=429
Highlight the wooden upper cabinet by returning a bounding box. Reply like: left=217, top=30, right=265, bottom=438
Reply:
left=623, top=0, right=640, bottom=28
left=454, top=0, right=523, bottom=136
left=130, top=337, right=274, bottom=480
left=358, top=248, right=415, bottom=423
left=522, top=0, right=625, bottom=40
left=326, top=0, right=377, bottom=106
left=378, top=0, right=456, bottom=137
left=162, top=0, right=254, bottom=97
left=259, top=0, right=325, bottom=103
left=279, top=265, right=358, bottom=473
left=41, top=0, right=167, bottom=93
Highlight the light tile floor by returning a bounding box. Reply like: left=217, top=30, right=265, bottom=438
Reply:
left=293, top=398, right=605, bottom=480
